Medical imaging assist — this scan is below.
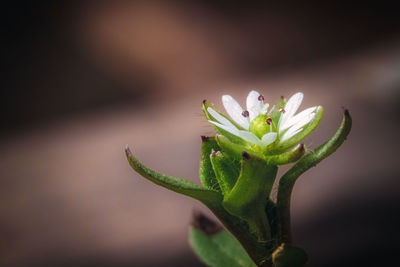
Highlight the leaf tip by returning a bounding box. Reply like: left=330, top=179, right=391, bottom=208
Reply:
left=191, top=209, right=222, bottom=236
left=125, top=145, right=132, bottom=155
left=242, top=151, right=250, bottom=160
left=201, top=135, right=209, bottom=142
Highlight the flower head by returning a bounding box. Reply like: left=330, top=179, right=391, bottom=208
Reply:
left=203, top=91, right=323, bottom=158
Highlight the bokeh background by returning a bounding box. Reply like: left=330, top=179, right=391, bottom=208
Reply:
left=1, top=1, right=400, bottom=266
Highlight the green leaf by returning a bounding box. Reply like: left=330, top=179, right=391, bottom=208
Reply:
left=222, top=152, right=278, bottom=241
left=200, top=136, right=222, bottom=192
left=210, top=150, right=240, bottom=195
left=223, top=152, right=277, bottom=220
left=276, top=109, right=352, bottom=243
left=125, top=146, right=222, bottom=205
left=189, top=227, right=256, bottom=267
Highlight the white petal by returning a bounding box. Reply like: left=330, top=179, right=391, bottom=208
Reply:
left=280, top=92, right=303, bottom=128
left=238, top=130, right=261, bottom=145
left=288, top=112, right=315, bottom=132
left=280, top=106, right=316, bottom=131
left=209, top=121, right=239, bottom=136
left=261, top=132, right=277, bottom=146
left=261, top=103, right=269, bottom=114
left=280, top=127, right=302, bottom=142
left=207, top=107, right=236, bottom=128
left=246, top=90, right=263, bottom=121
left=222, top=95, right=249, bottom=130
left=280, top=113, right=314, bottom=143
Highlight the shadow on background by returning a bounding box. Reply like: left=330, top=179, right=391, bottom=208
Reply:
left=1, top=1, right=400, bottom=266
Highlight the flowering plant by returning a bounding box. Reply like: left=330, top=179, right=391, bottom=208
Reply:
left=125, top=90, right=351, bottom=267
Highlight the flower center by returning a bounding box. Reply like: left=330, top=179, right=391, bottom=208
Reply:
left=249, top=114, right=274, bottom=139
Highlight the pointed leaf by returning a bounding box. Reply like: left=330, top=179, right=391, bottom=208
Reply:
left=277, top=109, right=352, bottom=243
left=125, top=146, right=222, bottom=204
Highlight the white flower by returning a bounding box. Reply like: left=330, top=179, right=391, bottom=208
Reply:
left=205, top=91, right=322, bottom=150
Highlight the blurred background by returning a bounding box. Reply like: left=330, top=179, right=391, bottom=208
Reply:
left=1, top=1, right=400, bottom=266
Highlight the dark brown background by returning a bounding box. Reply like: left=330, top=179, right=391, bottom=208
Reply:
left=1, top=1, right=399, bottom=266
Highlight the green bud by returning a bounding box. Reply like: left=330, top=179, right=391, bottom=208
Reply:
left=249, top=114, right=272, bottom=139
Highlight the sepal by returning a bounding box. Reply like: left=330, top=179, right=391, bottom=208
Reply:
left=210, top=150, right=240, bottom=196
left=264, top=144, right=305, bottom=165
left=199, top=136, right=221, bottom=192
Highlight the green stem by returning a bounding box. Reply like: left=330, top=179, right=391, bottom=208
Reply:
left=247, top=208, right=271, bottom=242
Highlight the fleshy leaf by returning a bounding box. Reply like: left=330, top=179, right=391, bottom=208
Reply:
left=125, top=146, right=222, bottom=205
left=277, top=109, right=352, bottom=243
left=189, top=226, right=256, bottom=267
left=200, top=136, right=221, bottom=192
left=223, top=152, right=277, bottom=219
left=223, top=152, right=278, bottom=241
left=210, top=150, right=240, bottom=195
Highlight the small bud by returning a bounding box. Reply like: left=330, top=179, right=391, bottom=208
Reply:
left=242, top=110, right=250, bottom=117
left=266, top=117, right=272, bottom=125
left=258, top=95, right=264, bottom=101
left=211, top=151, right=218, bottom=157
left=280, top=95, right=284, bottom=100
left=202, top=99, right=207, bottom=104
